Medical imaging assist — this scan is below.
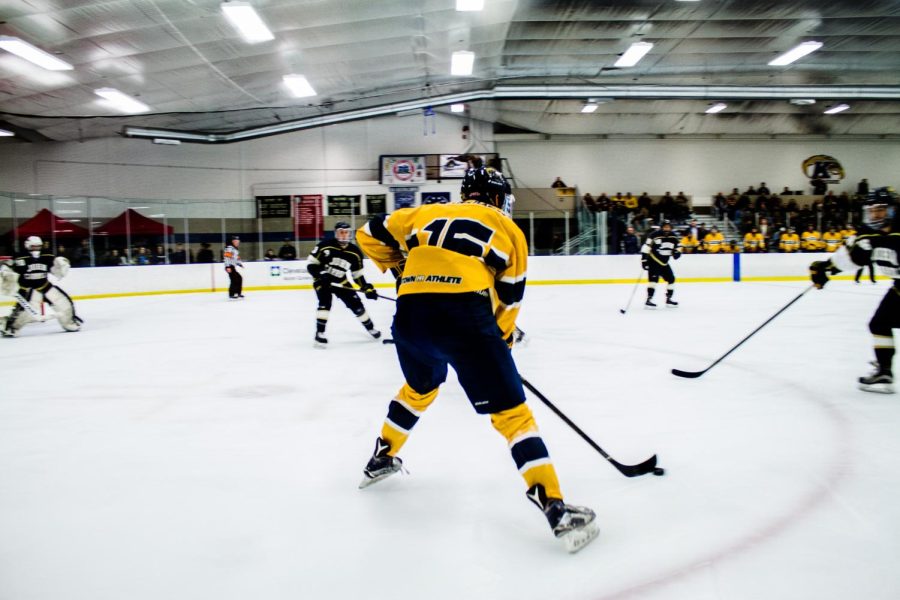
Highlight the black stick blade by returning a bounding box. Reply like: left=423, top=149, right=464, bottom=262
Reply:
left=671, top=368, right=705, bottom=379
left=609, top=454, right=658, bottom=477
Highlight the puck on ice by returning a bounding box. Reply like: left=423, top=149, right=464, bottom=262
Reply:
left=653, top=467, right=665, bottom=476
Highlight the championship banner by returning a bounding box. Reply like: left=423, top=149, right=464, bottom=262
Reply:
left=366, top=194, right=387, bottom=214
left=391, top=186, right=417, bottom=209
left=380, top=155, right=426, bottom=185
left=328, top=195, right=361, bottom=216
left=294, top=195, right=323, bottom=239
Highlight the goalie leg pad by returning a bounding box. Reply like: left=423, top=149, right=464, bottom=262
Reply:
left=43, top=285, right=80, bottom=331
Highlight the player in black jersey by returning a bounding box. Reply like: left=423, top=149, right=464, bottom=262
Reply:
left=641, top=220, right=681, bottom=308
left=307, top=222, right=381, bottom=347
left=810, top=187, right=899, bottom=394
left=1, top=236, right=82, bottom=337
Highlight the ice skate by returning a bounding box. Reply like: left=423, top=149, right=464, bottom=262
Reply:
left=368, top=328, right=382, bottom=340
left=858, top=369, right=895, bottom=394
left=644, top=298, right=657, bottom=309
left=666, top=298, right=679, bottom=307
left=526, top=484, right=599, bottom=554
left=359, top=437, right=404, bottom=489
left=313, top=332, right=328, bottom=348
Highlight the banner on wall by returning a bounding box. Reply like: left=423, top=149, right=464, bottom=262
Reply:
left=380, top=155, right=426, bottom=185
left=802, top=155, right=845, bottom=184
left=294, top=195, right=323, bottom=239
left=328, top=195, right=361, bottom=216
left=391, top=186, right=417, bottom=208
left=366, top=194, right=386, bottom=214
left=256, top=195, right=293, bottom=218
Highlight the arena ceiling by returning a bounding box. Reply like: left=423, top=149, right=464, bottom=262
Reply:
left=0, top=0, right=899, bottom=143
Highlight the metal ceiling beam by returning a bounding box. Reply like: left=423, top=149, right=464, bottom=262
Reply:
left=123, top=84, right=900, bottom=144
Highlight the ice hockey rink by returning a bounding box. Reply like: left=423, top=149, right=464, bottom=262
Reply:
left=1, top=279, right=898, bottom=600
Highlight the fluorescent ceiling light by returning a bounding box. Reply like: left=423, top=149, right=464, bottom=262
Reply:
left=153, top=138, right=181, bottom=145
left=614, top=42, right=654, bottom=68
left=94, top=88, right=151, bottom=113
left=0, top=128, right=14, bottom=137
left=451, top=51, right=475, bottom=76
left=456, top=0, right=484, bottom=10
left=705, top=102, right=727, bottom=114
left=768, top=41, right=822, bottom=66
left=581, top=103, right=598, bottom=113
left=221, top=1, right=274, bottom=43
left=824, top=103, right=850, bottom=115
left=0, top=36, right=73, bottom=71
left=450, top=103, right=466, bottom=113
left=283, top=74, right=317, bottom=97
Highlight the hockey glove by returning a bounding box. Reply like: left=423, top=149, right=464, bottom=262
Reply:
left=672, top=250, right=682, bottom=260
left=362, top=284, right=378, bottom=300
left=640, top=256, right=649, bottom=271
left=809, top=260, right=837, bottom=289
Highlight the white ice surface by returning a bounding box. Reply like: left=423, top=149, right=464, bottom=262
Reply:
left=1, top=281, right=899, bottom=600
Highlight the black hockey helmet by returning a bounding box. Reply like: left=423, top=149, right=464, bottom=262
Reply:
left=334, top=221, right=351, bottom=231
left=863, top=187, right=896, bottom=229
left=334, top=221, right=352, bottom=245
left=461, top=166, right=507, bottom=210
left=661, top=219, right=672, bottom=230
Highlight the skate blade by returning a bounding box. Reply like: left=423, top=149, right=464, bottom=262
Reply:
left=858, top=383, right=895, bottom=394
left=644, top=305, right=657, bottom=310
left=358, top=471, right=397, bottom=489
left=313, top=341, right=327, bottom=349
left=561, top=520, right=600, bottom=554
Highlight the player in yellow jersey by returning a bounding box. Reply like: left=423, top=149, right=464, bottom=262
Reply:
left=354, top=161, right=598, bottom=552
left=801, top=224, right=822, bottom=251
left=679, top=230, right=700, bottom=254
left=743, top=227, right=765, bottom=253
left=822, top=225, right=843, bottom=252
left=779, top=227, right=801, bottom=252
left=703, top=226, right=725, bottom=253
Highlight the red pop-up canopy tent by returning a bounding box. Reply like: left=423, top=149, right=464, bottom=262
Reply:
left=4, top=208, right=90, bottom=239
left=93, top=209, right=174, bottom=236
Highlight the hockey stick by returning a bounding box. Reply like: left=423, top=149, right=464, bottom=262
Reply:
left=331, top=283, right=396, bottom=302
left=619, top=270, right=644, bottom=314
left=14, top=292, right=56, bottom=322
left=671, top=284, right=814, bottom=379
left=520, top=377, right=660, bottom=477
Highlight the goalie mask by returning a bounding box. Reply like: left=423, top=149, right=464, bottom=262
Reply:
left=862, top=187, right=896, bottom=230
left=334, top=221, right=352, bottom=245
left=24, top=235, right=43, bottom=258
left=461, top=166, right=510, bottom=214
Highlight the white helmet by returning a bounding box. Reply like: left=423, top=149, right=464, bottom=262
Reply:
left=24, top=236, right=43, bottom=252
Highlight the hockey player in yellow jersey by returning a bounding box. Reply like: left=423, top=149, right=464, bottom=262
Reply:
left=703, top=226, right=725, bottom=253
left=355, top=160, right=598, bottom=552
left=779, top=227, right=801, bottom=252
left=822, top=226, right=843, bottom=252
left=743, top=227, right=765, bottom=253
left=801, top=224, right=822, bottom=251
left=679, top=230, right=700, bottom=254
left=840, top=224, right=857, bottom=244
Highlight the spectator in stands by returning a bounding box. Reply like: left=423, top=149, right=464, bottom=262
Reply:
left=779, top=227, right=800, bottom=252
left=687, top=219, right=707, bottom=243
left=196, top=242, right=214, bottom=263
left=638, top=192, right=652, bottom=211
left=811, top=176, right=827, bottom=195
left=595, top=193, right=611, bottom=212
left=623, top=192, right=638, bottom=211
left=169, top=242, right=190, bottom=264
left=679, top=229, right=700, bottom=254
left=758, top=217, right=773, bottom=250
left=857, top=178, right=869, bottom=197
left=551, top=177, right=567, bottom=188
left=278, top=238, right=297, bottom=260
left=582, top=192, right=596, bottom=213
left=151, top=244, right=167, bottom=265
left=713, top=192, right=727, bottom=219
left=781, top=186, right=793, bottom=196
left=133, top=246, right=151, bottom=265
left=757, top=182, right=771, bottom=195
left=703, top=226, right=725, bottom=253
left=102, top=248, right=124, bottom=266
left=822, top=225, right=842, bottom=253
left=743, top=227, right=765, bottom=253
left=745, top=185, right=757, bottom=195
left=674, top=191, right=690, bottom=221
left=801, top=223, right=821, bottom=252
left=621, top=226, right=640, bottom=254
left=264, top=248, right=278, bottom=261
left=839, top=223, right=856, bottom=244
left=658, top=192, right=675, bottom=221
left=72, top=239, right=92, bottom=268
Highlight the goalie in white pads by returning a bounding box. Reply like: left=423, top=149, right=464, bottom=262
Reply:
left=1, top=236, right=82, bottom=337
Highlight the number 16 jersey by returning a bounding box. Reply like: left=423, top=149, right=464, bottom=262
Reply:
left=357, top=201, right=527, bottom=340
